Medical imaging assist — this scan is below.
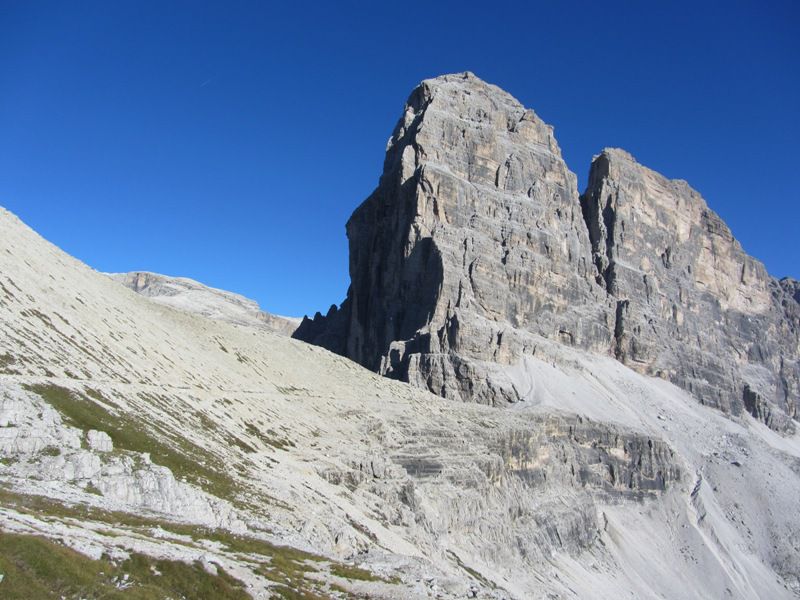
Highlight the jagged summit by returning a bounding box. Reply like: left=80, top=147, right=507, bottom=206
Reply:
left=295, top=74, right=799, bottom=431
left=581, top=148, right=798, bottom=428
left=782, top=277, right=800, bottom=303
left=412, top=71, right=526, bottom=107
left=588, top=147, right=698, bottom=197
left=3, top=62, right=800, bottom=596
left=387, top=71, right=565, bottom=178
left=298, top=68, right=614, bottom=405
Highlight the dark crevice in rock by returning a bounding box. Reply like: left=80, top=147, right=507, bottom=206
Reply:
left=743, top=384, right=771, bottom=424
left=613, top=299, right=629, bottom=362
left=579, top=151, right=615, bottom=292
left=600, top=196, right=618, bottom=294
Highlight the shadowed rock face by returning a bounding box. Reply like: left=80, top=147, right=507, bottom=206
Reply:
left=296, top=72, right=615, bottom=404
left=294, top=72, right=799, bottom=431
left=580, top=149, right=799, bottom=429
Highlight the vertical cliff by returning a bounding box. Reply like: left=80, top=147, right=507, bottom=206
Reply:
left=580, top=149, right=799, bottom=428
left=294, top=72, right=798, bottom=431
left=296, top=72, right=614, bottom=404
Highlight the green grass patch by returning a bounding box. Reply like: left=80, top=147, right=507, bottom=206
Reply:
left=329, top=563, right=389, bottom=583
left=25, top=384, right=238, bottom=500
left=0, top=487, right=321, bottom=564
left=84, top=387, right=121, bottom=409
left=270, top=585, right=331, bottom=600
left=0, top=532, right=250, bottom=599
left=0, top=488, right=401, bottom=599
left=329, top=582, right=350, bottom=595
left=244, top=422, right=296, bottom=451
left=227, top=434, right=258, bottom=454
left=0, top=352, right=16, bottom=371
left=85, top=482, right=103, bottom=496
left=446, top=550, right=495, bottom=588
left=0, top=486, right=172, bottom=527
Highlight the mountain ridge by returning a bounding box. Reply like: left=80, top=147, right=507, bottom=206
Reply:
left=3, top=203, right=800, bottom=597
left=108, top=271, right=300, bottom=335
left=2, top=72, right=800, bottom=599
left=295, top=71, right=799, bottom=432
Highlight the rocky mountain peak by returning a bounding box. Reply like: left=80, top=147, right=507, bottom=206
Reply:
left=295, top=73, right=798, bottom=432
left=3, top=73, right=800, bottom=599
left=781, top=277, right=800, bottom=304
left=383, top=72, right=563, bottom=191
left=580, top=148, right=797, bottom=428
left=297, top=72, right=615, bottom=403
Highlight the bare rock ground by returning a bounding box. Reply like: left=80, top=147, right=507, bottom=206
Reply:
left=2, top=201, right=800, bottom=598
left=108, top=271, right=300, bottom=336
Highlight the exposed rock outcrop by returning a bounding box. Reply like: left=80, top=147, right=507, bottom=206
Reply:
left=296, top=72, right=615, bottom=404
left=580, top=149, right=799, bottom=429
left=4, top=200, right=800, bottom=598
left=294, top=72, right=799, bottom=431
left=0, top=385, right=243, bottom=529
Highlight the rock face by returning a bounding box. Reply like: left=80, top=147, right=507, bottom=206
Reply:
left=296, top=72, right=615, bottom=405
left=0, top=385, right=242, bottom=529
left=4, top=203, right=800, bottom=598
left=581, top=149, right=799, bottom=429
left=110, top=271, right=300, bottom=335
left=295, top=72, right=799, bottom=430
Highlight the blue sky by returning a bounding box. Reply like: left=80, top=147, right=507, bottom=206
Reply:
left=1, top=1, right=798, bottom=317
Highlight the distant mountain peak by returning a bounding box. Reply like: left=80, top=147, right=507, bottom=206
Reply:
left=108, top=271, right=299, bottom=335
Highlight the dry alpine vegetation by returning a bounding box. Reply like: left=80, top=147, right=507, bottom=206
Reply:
left=1, top=73, right=799, bottom=599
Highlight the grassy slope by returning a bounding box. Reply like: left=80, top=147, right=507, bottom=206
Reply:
left=0, top=532, right=250, bottom=600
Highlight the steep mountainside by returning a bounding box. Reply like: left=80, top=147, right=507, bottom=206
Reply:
left=2, top=73, right=800, bottom=600
left=3, top=206, right=800, bottom=598
left=581, top=148, right=799, bottom=429
left=109, top=271, right=299, bottom=336
left=296, top=73, right=614, bottom=406
left=0, top=211, right=800, bottom=598
left=294, top=72, right=799, bottom=433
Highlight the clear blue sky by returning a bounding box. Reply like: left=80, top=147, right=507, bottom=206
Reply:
left=1, top=1, right=797, bottom=317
